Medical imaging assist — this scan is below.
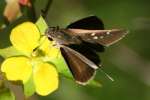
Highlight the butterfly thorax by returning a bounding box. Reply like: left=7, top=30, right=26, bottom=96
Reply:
left=45, top=27, right=82, bottom=45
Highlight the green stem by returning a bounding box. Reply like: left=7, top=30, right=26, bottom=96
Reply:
left=41, top=0, right=53, bottom=19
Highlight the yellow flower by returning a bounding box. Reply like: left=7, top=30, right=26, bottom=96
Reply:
left=1, top=22, right=59, bottom=96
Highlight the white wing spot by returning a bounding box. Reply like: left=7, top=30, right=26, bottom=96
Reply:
left=93, top=36, right=98, bottom=39
left=58, top=35, right=62, bottom=38
left=106, top=31, right=110, bottom=35
left=91, top=32, right=96, bottom=36
left=100, top=36, right=104, bottom=39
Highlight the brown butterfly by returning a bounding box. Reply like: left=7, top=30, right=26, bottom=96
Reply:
left=45, top=16, right=128, bottom=85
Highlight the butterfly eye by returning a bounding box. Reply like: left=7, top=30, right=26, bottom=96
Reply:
left=48, top=36, right=53, bottom=41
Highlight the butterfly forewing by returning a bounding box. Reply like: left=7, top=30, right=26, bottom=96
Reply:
left=63, top=29, right=128, bottom=46
left=60, top=46, right=97, bottom=84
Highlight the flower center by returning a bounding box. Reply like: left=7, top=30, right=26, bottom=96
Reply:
left=31, top=48, right=45, bottom=58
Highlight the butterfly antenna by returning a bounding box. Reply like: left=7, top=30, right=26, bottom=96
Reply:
left=99, top=68, right=114, bottom=81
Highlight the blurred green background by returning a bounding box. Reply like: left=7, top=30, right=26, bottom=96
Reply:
left=1, top=0, right=150, bottom=100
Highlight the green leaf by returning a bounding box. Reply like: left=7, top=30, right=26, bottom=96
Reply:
left=47, top=56, right=73, bottom=79
left=23, top=76, right=35, bottom=98
left=35, top=16, right=48, bottom=35
left=0, top=46, right=24, bottom=58
left=0, top=88, right=15, bottom=100
left=88, top=80, right=102, bottom=87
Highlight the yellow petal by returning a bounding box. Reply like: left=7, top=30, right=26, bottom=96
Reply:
left=1, top=57, right=32, bottom=83
left=10, top=22, right=40, bottom=54
left=39, top=36, right=60, bottom=58
left=33, top=62, right=59, bottom=96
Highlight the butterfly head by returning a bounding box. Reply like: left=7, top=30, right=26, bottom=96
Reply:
left=45, top=26, right=60, bottom=41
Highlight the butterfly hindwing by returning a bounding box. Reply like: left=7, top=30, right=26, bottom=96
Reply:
left=60, top=46, right=97, bottom=84
left=68, top=43, right=102, bottom=65
left=67, top=16, right=104, bottom=30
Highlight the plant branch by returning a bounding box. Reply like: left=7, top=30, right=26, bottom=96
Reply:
left=41, top=0, right=53, bottom=19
